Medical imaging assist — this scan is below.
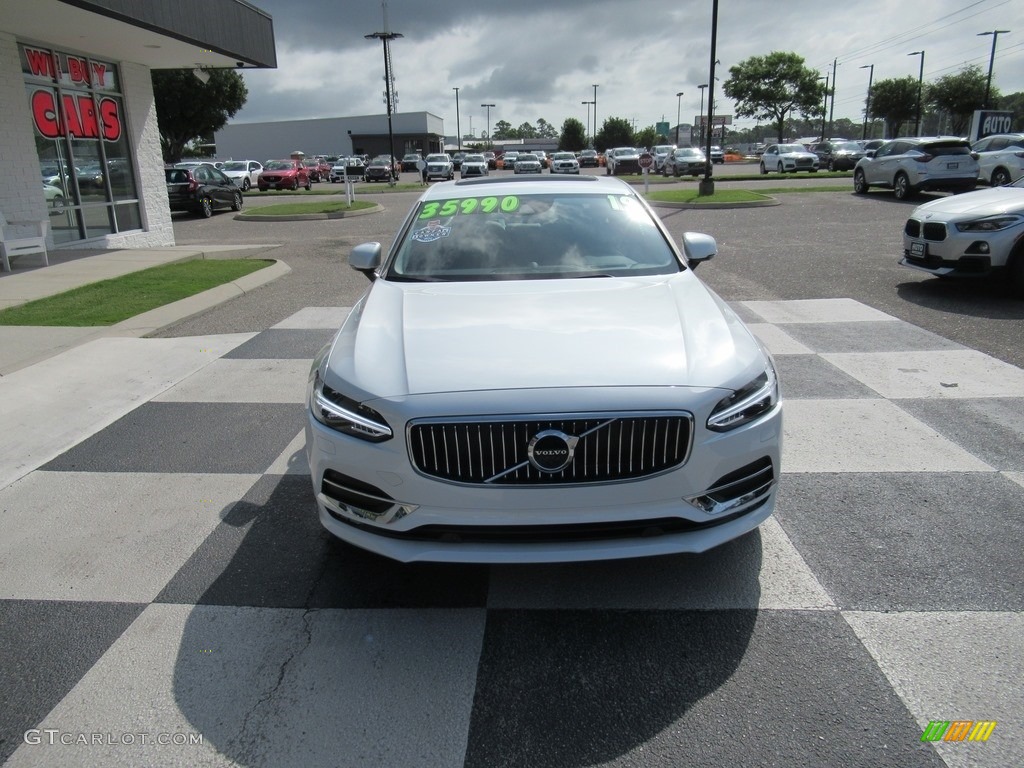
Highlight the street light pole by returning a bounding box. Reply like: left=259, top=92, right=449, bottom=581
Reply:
left=481, top=103, right=495, bottom=149
left=365, top=29, right=402, bottom=177
left=978, top=30, right=1010, bottom=109
left=592, top=84, right=599, bottom=144
left=827, top=57, right=838, bottom=139
left=697, top=84, right=708, bottom=145
left=453, top=87, right=461, bottom=151
left=581, top=101, right=593, bottom=146
left=699, top=0, right=719, bottom=195
left=859, top=64, right=874, bottom=140
left=675, top=91, right=683, bottom=145
left=908, top=50, right=925, bottom=136
left=819, top=73, right=828, bottom=142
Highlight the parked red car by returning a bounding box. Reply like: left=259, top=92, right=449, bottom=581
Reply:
left=258, top=160, right=311, bottom=191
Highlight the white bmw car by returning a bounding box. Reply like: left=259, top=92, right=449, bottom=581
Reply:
left=306, top=176, right=782, bottom=563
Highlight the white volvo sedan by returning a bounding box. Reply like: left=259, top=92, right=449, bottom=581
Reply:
left=306, top=176, right=782, bottom=563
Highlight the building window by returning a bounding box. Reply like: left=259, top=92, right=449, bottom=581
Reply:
left=20, top=44, right=141, bottom=245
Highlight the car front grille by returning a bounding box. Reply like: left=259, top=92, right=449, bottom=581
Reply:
left=905, top=219, right=947, bottom=241
left=408, top=412, right=692, bottom=485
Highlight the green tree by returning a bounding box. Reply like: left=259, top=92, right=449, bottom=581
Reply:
left=492, top=120, right=515, bottom=139
left=152, top=68, right=247, bottom=164
left=927, top=65, right=996, bottom=136
left=634, top=125, right=658, bottom=149
left=558, top=118, right=586, bottom=151
left=517, top=122, right=538, bottom=138
left=723, top=52, right=824, bottom=143
left=868, top=76, right=919, bottom=138
left=594, top=117, right=633, bottom=152
left=535, top=118, right=558, bottom=139
left=997, top=91, right=1024, bottom=128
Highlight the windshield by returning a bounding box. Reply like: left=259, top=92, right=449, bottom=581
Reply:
left=265, top=161, right=295, bottom=170
left=675, top=149, right=702, bottom=157
left=517, top=155, right=538, bottom=162
left=778, top=145, right=805, bottom=154
left=222, top=162, right=247, bottom=171
left=426, top=155, right=448, bottom=162
left=387, top=192, right=680, bottom=282
left=835, top=142, right=861, bottom=152
left=464, top=155, right=485, bottom=162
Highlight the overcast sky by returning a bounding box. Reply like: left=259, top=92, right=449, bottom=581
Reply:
left=232, top=0, right=1024, bottom=135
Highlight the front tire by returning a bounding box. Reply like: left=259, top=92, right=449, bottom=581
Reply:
left=242, top=178, right=251, bottom=191
left=760, top=162, right=767, bottom=175
left=305, top=177, right=312, bottom=190
left=777, top=162, right=785, bottom=174
left=853, top=168, right=869, bottom=194
left=991, top=168, right=1012, bottom=187
left=893, top=172, right=914, bottom=200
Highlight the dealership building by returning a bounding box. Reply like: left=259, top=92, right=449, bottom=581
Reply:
left=215, top=112, right=447, bottom=164
left=0, top=0, right=276, bottom=252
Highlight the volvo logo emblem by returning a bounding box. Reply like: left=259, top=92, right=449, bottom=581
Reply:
left=527, top=430, right=580, bottom=473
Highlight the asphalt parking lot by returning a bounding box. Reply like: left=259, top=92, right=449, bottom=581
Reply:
left=3, top=176, right=1022, bottom=767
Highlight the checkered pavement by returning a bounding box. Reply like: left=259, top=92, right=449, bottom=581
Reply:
left=1, top=298, right=1021, bottom=767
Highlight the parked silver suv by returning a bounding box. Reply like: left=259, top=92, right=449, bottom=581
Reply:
left=852, top=137, right=978, bottom=200
left=971, top=133, right=1024, bottom=187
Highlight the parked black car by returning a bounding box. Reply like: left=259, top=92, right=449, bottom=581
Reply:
left=363, top=155, right=399, bottom=182
left=165, top=164, right=242, bottom=218
left=812, top=140, right=865, bottom=171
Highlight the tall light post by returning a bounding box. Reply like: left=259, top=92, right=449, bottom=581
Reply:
left=452, top=87, right=461, bottom=151
left=978, top=30, right=1010, bottom=108
left=592, top=84, right=599, bottom=142
left=699, top=0, right=719, bottom=195
left=859, top=64, right=874, bottom=140
left=818, top=74, right=828, bottom=141
left=581, top=100, right=594, bottom=146
left=827, top=57, right=838, bottom=138
left=908, top=50, right=925, bottom=136
left=365, top=29, right=403, bottom=173
left=675, top=91, right=684, bottom=145
left=697, top=83, right=708, bottom=145
left=481, top=103, right=495, bottom=148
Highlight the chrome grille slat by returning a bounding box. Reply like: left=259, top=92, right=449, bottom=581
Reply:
left=409, top=413, right=692, bottom=485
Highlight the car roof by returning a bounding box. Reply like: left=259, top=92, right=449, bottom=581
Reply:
left=416, top=175, right=626, bottom=202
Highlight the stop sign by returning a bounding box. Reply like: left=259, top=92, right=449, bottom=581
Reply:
left=638, top=152, right=653, bottom=169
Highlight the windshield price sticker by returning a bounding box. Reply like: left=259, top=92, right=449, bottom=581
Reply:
left=418, top=196, right=519, bottom=219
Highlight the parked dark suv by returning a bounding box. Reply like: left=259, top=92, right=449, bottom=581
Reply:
left=165, top=164, right=243, bottom=217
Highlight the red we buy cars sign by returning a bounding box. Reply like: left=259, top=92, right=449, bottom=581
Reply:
left=23, top=46, right=122, bottom=141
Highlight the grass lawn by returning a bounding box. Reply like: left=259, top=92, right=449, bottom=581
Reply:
left=242, top=200, right=378, bottom=216
left=0, top=259, right=275, bottom=327
left=645, top=189, right=773, bottom=204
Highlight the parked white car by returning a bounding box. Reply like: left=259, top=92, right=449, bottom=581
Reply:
left=759, top=144, right=819, bottom=174
left=971, top=133, right=1024, bottom=187
left=220, top=160, right=263, bottom=191
left=306, top=176, right=782, bottom=563
left=425, top=153, right=454, bottom=181
left=549, top=152, right=580, bottom=175
left=853, top=137, right=978, bottom=200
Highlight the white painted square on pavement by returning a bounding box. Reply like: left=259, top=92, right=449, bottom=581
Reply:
left=746, top=323, right=813, bottom=355
left=742, top=298, right=896, bottom=325
left=153, top=358, right=310, bottom=403
left=271, top=306, right=352, bottom=329
left=823, top=349, right=1024, bottom=399
left=782, top=399, right=993, bottom=473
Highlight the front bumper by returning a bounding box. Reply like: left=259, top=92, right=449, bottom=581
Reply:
left=306, top=387, right=782, bottom=563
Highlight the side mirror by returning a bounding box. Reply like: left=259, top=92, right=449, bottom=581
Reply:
left=681, top=232, right=717, bottom=269
left=866, top=149, right=877, bottom=158
left=350, top=242, right=382, bottom=281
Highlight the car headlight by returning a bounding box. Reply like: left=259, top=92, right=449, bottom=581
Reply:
left=954, top=215, right=1023, bottom=233
left=310, top=371, right=392, bottom=442
left=707, top=362, right=779, bottom=432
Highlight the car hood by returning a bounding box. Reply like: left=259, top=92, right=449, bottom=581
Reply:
left=327, top=274, right=765, bottom=398
left=913, top=186, right=1024, bottom=217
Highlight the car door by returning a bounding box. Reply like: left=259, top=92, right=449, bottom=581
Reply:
left=865, top=141, right=900, bottom=185
left=248, top=161, right=262, bottom=186
left=763, top=145, right=778, bottom=170
left=208, top=167, right=236, bottom=206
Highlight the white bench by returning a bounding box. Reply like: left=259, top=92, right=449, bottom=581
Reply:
left=0, top=213, right=50, bottom=272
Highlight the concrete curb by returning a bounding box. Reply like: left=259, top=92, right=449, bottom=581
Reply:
left=0, top=258, right=291, bottom=375
left=109, top=259, right=291, bottom=335
left=235, top=203, right=383, bottom=222
left=647, top=198, right=780, bottom=210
